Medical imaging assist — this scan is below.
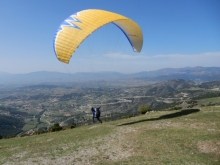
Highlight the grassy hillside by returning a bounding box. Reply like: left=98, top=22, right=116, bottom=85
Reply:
left=0, top=107, right=219, bottom=165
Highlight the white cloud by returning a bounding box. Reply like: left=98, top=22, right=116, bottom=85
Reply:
left=101, top=51, right=220, bottom=73
left=152, top=52, right=220, bottom=59
left=104, top=52, right=146, bottom=59
left=104, top=51, right=220, bottom=60
left=1, top=52, right=220, bottom=74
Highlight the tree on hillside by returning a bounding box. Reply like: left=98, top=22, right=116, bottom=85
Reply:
left=49, top=123, right=63, bottom=132
left=71, top=122, right=76, bottom=129
left=138, top=104, right=151, bottom=114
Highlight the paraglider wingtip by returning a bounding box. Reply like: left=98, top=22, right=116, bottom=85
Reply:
left=59, top=59, right=69, bottom=64
left=133, top=47, right=142, bottom=53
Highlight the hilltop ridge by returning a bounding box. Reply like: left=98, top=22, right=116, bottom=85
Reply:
left=1, top=66, right=220, bottom=84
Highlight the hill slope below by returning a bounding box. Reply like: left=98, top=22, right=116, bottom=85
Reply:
left=0, top=107, right=219, bottom=165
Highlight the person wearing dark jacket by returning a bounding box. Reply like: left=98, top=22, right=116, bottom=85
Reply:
left=91, top=106, right=102, bottom=123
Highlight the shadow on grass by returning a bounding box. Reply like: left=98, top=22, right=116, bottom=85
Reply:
left=117, top=109, right=200, bottom=126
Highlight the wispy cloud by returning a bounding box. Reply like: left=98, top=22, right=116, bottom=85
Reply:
left=152, top=52, right=220, bottom=59
left=101, top=52, right=220, bottom=73
left=104, top=52, right=146, bottom=59
left=2, top=52, right=220, bottom=74
left=104, top=52, right=220, bottom=60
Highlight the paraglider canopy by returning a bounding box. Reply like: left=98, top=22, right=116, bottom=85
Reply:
left=53, top=9, right=143, bottom=64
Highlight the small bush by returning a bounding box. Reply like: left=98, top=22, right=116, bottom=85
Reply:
left=138, top=104, right=151, bottom=114
left=174, top=106, right=182, bottom=110
left=71, top=122, right=76, bottom=129
left=7, top=135, right=15, bottom=139
left=49, top=123, right=63, bottom=132
left=21, top=134, right=30, bottom=137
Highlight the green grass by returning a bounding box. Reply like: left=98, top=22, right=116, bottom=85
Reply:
left=0, top=107, right=220, bottom=165
left=197, top=97, right=220, bottom=105
left=22, top=118, right=39, bottom=131
left=187, top=87, right=203, bottom=91
left=36, top=122, right=48, bottom=129
left=27, top=110, right=40, bottom=115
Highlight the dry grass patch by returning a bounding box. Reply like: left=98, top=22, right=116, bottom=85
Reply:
left=197, top=140, right=220, bottom=154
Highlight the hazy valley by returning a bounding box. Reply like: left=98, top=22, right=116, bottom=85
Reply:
left=1, top=66, right=220, bottom=138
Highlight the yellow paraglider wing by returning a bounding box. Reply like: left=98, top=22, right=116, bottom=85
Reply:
left=53, top=9, right=143, bottom=64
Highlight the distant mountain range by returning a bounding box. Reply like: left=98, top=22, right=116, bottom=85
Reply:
left=1, top=66, right=220, bottom=84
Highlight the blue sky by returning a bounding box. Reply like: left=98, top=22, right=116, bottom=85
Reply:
left=0, top=0, right=219, bottom=74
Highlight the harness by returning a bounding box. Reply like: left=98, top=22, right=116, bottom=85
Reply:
left=94, top=108, right=97, bottom=117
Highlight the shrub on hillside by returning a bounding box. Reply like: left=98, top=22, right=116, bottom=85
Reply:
left=138, top=104, right=151, bottom=114
left=174, top=106, right=182, bottom=110
left=49, top=123, right=63, bottom=132
left=71, top=122, right=76, bottom=129
left=7, top=135, right=15, bottom=139
left=20, top=134, right=30, bottom=137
